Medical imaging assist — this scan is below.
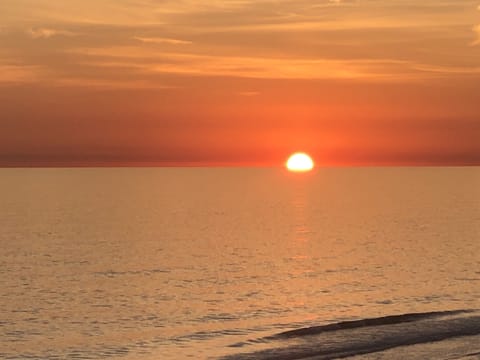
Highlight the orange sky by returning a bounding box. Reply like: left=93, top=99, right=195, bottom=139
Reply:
left=1, top=0, right=480, bottom=166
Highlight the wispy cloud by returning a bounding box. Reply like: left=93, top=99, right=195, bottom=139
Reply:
left=238, top=91, right=260, bottom=96
left=0, top=64, right=44, bottom=83
left=27, top=27, right=77, bottom=39
left=53, top=77, right=174, bottom=90
left=2, top=0, right=479, bottom=89
left=133, top=37, right=192, bottom=45
left=70, top=46, right=421, bottom=81
left=413, top=63, right=480, bottom=74
left=473, top=24, right=480, bottom=45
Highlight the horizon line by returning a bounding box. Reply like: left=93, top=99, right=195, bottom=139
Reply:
left=1, top=162, right=479, bottom=169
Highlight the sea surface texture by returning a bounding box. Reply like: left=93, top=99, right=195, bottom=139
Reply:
left=0, top=167, right=479, bottom=359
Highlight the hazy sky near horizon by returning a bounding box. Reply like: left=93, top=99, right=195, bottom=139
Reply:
left=1, top=0, right=480, bottom=165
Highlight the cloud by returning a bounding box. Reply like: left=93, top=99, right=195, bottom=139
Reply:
left=238, top=91, right=260, bottom=96
left=53, top=77, right=174, bottom=90
left=413, top=63, right=480, bottom=74
left=0, top=64, right=44, bottom=83
left=1, top=0, right=464, bottom=31
left=0, top=61, right=173, bottom=89
left=2, top=0, right=479, bottom=90
left=27, top=27, right=77, bottom=39
left=133, top=37, right=192, bottom=45
left=69, top=41, right=480, bottom=84
left=70, top=46, right=419, bottom=81
left=472, top=24, right=480, bottom=45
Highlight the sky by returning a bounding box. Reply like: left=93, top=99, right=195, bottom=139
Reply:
left=1, top=0, right=479, bottom=166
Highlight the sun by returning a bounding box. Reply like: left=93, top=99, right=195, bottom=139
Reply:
left=286, top=152, right=314, bottom=172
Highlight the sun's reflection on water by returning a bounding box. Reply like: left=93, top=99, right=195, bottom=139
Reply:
left=289, top=180, right=315, bottom=277
left=291, top=182, right=310, bottom=243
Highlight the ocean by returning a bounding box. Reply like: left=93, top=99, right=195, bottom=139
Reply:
left=0, top=167, right=479, bottom=359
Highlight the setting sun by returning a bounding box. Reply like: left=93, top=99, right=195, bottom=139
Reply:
left=286, top=152, right=314, bottom=172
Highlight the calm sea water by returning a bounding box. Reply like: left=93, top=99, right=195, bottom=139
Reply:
left=0, top=167, right=479, bottom=359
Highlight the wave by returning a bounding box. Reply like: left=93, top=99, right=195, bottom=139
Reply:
left=270, top=309, right=473, bottom=339
left=221, top=310, right=480, bottom=360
